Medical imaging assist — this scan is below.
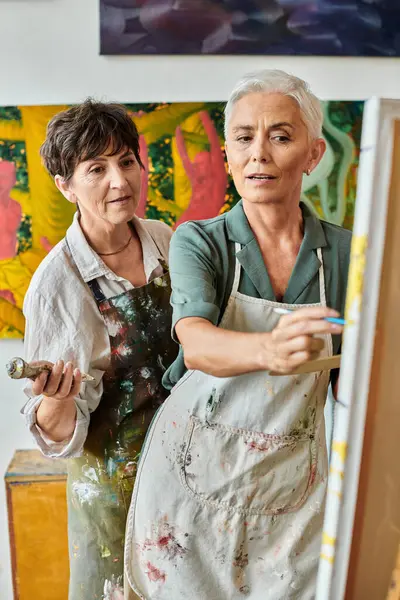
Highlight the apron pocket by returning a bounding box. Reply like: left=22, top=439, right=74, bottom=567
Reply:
left=179, top=416, right=317, bottom=516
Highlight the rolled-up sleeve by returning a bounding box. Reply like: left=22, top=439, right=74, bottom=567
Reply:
left=168, top=223, right=220, bottom=340
left=22, top=291, right=103, bottom=458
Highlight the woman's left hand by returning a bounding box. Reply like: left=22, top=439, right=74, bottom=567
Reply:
left=33, top=360, right=81, bottom=443
left=32, top=360, right=82, bottom=401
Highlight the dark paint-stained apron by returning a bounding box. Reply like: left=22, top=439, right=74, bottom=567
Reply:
left=66, top=263, right=177, bottom=600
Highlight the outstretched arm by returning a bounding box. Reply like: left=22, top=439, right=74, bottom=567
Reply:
left=169, top=224, right=343, bottom=377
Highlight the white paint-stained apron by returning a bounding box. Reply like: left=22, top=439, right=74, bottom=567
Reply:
left=125, top=245, right=332, bottom=600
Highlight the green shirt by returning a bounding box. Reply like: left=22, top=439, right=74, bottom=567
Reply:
left=163, top=200, right=352, bottom=390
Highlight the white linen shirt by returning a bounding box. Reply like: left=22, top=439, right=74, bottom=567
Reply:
left=22, top=213, right=173, bottom=459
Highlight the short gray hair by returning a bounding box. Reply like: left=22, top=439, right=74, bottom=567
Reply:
left=224, top=69, right=323, bottom=139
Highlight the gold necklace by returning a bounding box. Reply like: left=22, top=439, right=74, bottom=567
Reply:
left=97, top=234, right=133, bottom=256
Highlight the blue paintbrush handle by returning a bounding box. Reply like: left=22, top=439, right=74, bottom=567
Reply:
left=325, top=317, right=346, bottom=325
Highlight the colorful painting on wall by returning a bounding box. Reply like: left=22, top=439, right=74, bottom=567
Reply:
left=100, top=0, right=400, bottom=57
left=0, top=100, right=363, bottom=338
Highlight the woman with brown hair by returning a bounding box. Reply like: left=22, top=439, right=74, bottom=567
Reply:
left=21, top=99, right=177, bottom=600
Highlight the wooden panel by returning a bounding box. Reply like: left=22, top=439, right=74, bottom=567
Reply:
left=5, top=449, right=68, bottom=480
left=344, top=120, right=400, bottom=598
left=5, top=450, right=69, bottom=600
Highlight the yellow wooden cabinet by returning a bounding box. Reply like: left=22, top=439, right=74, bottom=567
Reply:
left=5, top=450, right=69, bottom=600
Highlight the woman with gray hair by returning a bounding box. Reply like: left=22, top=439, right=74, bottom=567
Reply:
left=125, top=70, right=351, bottom=599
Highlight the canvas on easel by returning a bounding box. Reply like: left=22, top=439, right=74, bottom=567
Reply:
left=316, top=98, right=400, bottom=600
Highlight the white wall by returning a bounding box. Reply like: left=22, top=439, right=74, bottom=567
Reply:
left=1, top=0, right=400, bottom=597
left=2, top=0, right=400, bottom=106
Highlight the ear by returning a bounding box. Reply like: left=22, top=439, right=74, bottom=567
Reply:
left=54, top=174, right=77, bottom=204
left=307, top=138, right=326, bottom=174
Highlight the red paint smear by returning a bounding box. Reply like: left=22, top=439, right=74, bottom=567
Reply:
left=111, top=341, right=130, bottom=356
left=309, top=463, right=317, bottom=486
left=172, top=421, right=177, bottom=428
left=141, top=521, right=188, bottom=559
left=0, top=290, right=16, bottom=305
left=157, top=535, right=172, bottom=548
left=246, top=439, right=272, bottom=452
left=146, top=562, right=166, bottom=583
left=143, top=533, right=182, bottom=555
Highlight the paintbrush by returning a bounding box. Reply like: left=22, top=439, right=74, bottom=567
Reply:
left=6, top=357, right=95, bottom=383
left=273, top=307, right=346, bottom=326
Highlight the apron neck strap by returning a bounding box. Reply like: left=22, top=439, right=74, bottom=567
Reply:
left=232, top=242, right=242, bottom=296
left=316, top=247, right=327, bottom=307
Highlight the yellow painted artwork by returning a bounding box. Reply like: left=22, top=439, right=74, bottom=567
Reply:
left=0, top=101, right=363, bottom=337
left=0, top=106, right=75, bottom=337
left=332, top=441, right=348, bottom=464
left=344, top=234, right=368, bottom=321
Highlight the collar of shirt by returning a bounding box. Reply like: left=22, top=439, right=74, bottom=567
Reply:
left=225, top=199, right=328, bottom=304
left=66, top=212, right=164, bottom=284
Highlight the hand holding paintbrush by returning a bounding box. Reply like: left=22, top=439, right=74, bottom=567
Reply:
left=6, top=357, right=94, bottom=400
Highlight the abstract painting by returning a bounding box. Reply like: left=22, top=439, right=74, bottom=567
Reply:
left=100, top=0, right=400, bottom=56
left=0, top=100, right=363, bottom=337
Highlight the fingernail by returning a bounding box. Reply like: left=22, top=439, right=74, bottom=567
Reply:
left=56, top=360, right=63, bottom=367
left=74, top=368, right=81, bottom=377
left=332, top=324, right=342, bottom=332
left=66, top=361, right=72, bottom=369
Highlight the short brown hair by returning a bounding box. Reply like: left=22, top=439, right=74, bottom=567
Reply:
left=40, top=98, right=143, bottom=180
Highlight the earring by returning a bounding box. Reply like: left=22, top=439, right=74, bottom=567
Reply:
left=306, top=168, right=311, bottom=176
left=228, top=165, right=232, bottom=175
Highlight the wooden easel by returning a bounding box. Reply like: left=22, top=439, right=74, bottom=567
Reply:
left=316, top=100, right=400, bottom=600
left=345, top=118, right=400, bottom=599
